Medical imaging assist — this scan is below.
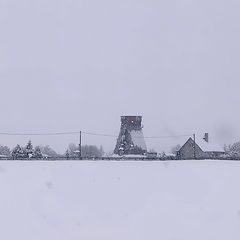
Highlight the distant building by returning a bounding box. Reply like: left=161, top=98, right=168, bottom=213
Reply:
left=177, top=137, right=225, bottom=160
left=0, top=154, right=8, bottom=160
left=146, top=152, right=158, bottom=159
left=114, top=116, right=147, bottom=155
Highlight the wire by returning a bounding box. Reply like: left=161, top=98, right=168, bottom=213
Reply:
left=0, top=131, right=79, bottom=136
left=144, top=134, right=192, bottom=139
left=82, top=132, right=193, bottom=139
left=0, top=131, right=192, bottom=139
left=82, top=131, right=117, bottom=137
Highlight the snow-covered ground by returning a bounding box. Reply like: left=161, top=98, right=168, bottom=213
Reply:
left=0, top=160, right=240, bottom=240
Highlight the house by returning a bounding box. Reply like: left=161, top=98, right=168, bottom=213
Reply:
left=177, top=137, right=225, bottom=160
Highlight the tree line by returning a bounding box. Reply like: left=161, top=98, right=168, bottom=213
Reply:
left=1, top=139, right=240, bottom=160
left=0, top=141, right=104, bottom=159
left=224, top=141, right=240, bottom=158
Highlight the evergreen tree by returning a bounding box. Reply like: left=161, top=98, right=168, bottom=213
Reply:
left=25, top=140, right=34, bottom=158
left=12, top=144, right=24, bottom=159
left=65, top=149, right=70, bottom=159
left=34, top=146, right=42, bottom=159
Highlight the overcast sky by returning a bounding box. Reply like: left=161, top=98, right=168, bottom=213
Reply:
left=1, top=0, right=240, bottom=153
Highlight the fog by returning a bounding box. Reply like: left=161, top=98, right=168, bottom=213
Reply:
left=1, top=0, right=240, bottom=153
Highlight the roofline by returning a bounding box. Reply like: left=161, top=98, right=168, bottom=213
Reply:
left=178, top=137, right=203, bottom=152
left=121, top=116, right=142, bottom=118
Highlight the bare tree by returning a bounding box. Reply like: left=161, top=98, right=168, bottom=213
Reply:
left=171, top=144, right=181, bottom=155
left=0, top=145, right=11, bottom=156
left=67, top=143, right=104, bottom=158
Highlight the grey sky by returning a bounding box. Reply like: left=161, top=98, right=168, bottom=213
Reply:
left=1, top=0, right=240, bottom=153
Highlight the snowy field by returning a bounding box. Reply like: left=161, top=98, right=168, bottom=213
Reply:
left=0, top=160, right=240, bottom=240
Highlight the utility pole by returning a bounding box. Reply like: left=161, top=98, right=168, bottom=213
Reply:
left=79, top=131, right=82, bottom=160
left=193, top=134, right=196, bottom=159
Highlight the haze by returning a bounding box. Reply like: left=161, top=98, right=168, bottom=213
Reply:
left=1, top=0, right=240, bottom=153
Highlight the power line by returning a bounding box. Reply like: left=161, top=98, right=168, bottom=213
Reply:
left=82, top=132, right=193, bottom=139
left=82, top=131, right=117, bottom=137
left=144, top=134, right=192, bottom=139
left=0, top=131, right=79, bottom=136
left=0, top=131, right=192, bottom=139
